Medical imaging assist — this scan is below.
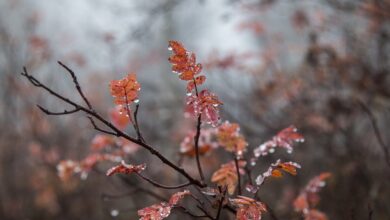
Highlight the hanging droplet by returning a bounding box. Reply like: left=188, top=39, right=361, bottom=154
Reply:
left=168, top=46, right=173, bottom=51
left=269, top=148, right=275, bottom=153
left=245, top=184, right=258, bottom=193
left=287, top=149, right=293, bottom=154
left=250, top=158, right=257, bottom=166
left=80, top=172, right=88, bottom=180
left=134, top=99, right=140, bottom=104
left=110, top=209, right=119, bottom=217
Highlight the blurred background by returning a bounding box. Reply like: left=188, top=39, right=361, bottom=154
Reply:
left=1, top=0, right=389, bottom=219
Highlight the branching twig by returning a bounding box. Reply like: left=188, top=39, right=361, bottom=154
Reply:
left=233, top=154, right=242, bottom=195
left=36, top=104, right=80, bottom=115
left=176, top=206, right=210, bottom=219
left=133, top=104, right=146, bottom=143
left=215, top=186, right=227, bottom=220
left=193, top=78, right=205, bottom=183
left=358, top=100, right=390, bottom=168
left=135, top=173, right=192, bottom=189
left=21, top=65, right=205, bottom=187
left=58, top=61, right=92, bottom=109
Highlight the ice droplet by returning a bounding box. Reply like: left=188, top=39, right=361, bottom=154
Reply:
left=255, top=175, right=265, bottom=185
left=110, top=209, right=119, bottom=217
left=245, top=184, right=258, bottom=193
left=80, top=172, right=88, bottom=180
left=250, top=158, right=257, bottom=166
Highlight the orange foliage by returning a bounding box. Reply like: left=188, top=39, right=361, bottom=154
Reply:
left=230, top=196, right=267, bottom=220
left=106, top=160, right=146, bottom=176
left=217, top=121, right=248, bottom=156
left=109, top=73, right=140, bottom=105
left=211, top=160, right=246, bottom=194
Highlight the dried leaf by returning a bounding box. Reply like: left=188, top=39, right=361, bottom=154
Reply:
left=230, top=196, right=267, bottom=220
left=109, top=73, right=140, bottom=105
left=168, top=190, right=191, bottom=205
left=294, top=173, right=331, bottom=219
left=217, top=121, right=248, bottom=156
left=211, top=161, right=246, bottom=194
left=255, top=160, right=301, bottom=185
left=90, top=134, right=115, bottom=151
left=168, top=41, right=205, bottom=92
left=106, top=160, right=146, bottom=176
left=254, top=125, right=304, bottom=157
left=138, top=190, right=191, bottom=220
left=180, top=129, right=217, bottom=157
left=185, top=89, right=222, bottom=127
left=109, top=105, right=131, bottom=129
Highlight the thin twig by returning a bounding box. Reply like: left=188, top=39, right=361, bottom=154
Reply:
left=196, top=205, right=215, bottom=220
left=37, top=104, right=80, bottom=115
left=136, top=173, right=192, bottom=189
left=133, top=104, right=145, bottom=143
left=21, top=66, right=205, bottom=187
left=176, top=206, right=210, bottom=219
left=194, top=114, right=205, bottom=182
left=193, top=77, right=205, bottom=183
left=215, top=186, right=227, bottom=220
left=234, top=155, right=242, bottom=195
left=88, top=116, right=118, bottom=136
left=58, top=61, right=92, bottom=109
left=358, top=100, right=390, bottom=168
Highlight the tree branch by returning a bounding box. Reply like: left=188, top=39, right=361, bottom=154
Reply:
left=21, top=66, right=205, bottom=187
left=193, top=77, right=205, bottom=183
left=359, top=100, right=390, bottom=168
left=215, top=186, right=227, bottom=220
left=133, top=104, right=145, bottom=143
left=234, top=155, right=242, bottom=195
left=135, top=172, right=192, bottom=189
left=58, top=61, right=92, bottom=109
left=37, top=104, right=80, bottom=115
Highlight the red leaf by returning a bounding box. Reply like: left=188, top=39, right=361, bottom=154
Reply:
left=211, top=160, right=246, bottom=194
left=186, top=75, right=206, bottom=92
left=168, top=41, right=205, bottom=90
left=185, top=89, right=222, bottom=127
left=109, top=73, right=140, bottom=105
left=254, top=125, right=304, bottom=157
left=180, top=129, right=217, bottom=157
left=217, top=121, right=248, bottom=156
left=294, top=173, right=331, bottom=219
left=138, top=202, right=171, bottom=220
left=106, top=160, right=146, bottom=176
left=109, top=105, right=131, bottom=129
left=230, top=196, right=267, bottom=220
left=90, top=134, right=115, bottom=151
left=168, top=190, right=191, bottom=205
left=255, top=160, right=301, bottom=185
left=138, top=190, right=191, bottom=220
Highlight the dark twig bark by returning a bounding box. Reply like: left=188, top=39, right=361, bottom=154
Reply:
left=21, top=65, right=205, bottom=187
left=133, top=104, right=145, bottom=143
left=135, top=173, right=192, bottom=189
left=359, top=100, right=390, bottom=168
left=234, top=155, right=242, bottom=195
left=58, top=61, right=92, bottom=109
left=193, top=78, right=205, bottom=183
left=37, top=104, right=80, bottom=115
left=215, top=186, right=227, bottom=220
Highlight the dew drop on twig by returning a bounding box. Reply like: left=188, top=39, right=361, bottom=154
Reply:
left=110, top=209, right=119, bottom=217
